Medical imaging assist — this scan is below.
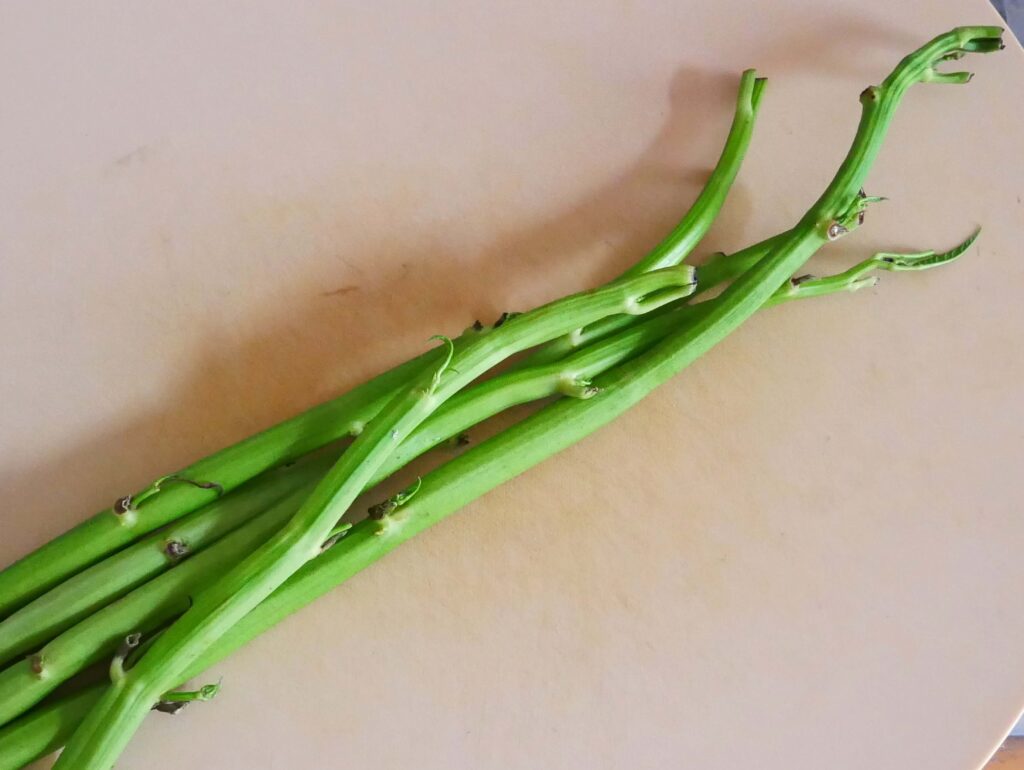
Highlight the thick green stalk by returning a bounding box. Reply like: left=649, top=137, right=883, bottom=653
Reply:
left=0, top=458, right=331, bottom=668
left=0, top=229, right=979, bottom=768
left=767, top=229, right=979, bottom=303
left=0, top=68, right=764, bottom=619
left=0, top=477, right=327, bottom=728
left=55, top=266, right=699, bottom=769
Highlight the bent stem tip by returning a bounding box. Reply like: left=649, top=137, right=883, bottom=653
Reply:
left=773, top=227, right=980, bottom=303
left=152, top=680, right=222, bottom=715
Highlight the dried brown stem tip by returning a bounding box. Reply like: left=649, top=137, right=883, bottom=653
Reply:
left=366, top=500, right=396, bottom=520
left=152, top=701, right=189, bottom=715
left=112, top=496, right=134, bottom=515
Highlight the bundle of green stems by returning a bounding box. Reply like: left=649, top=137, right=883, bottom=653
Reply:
left=0, top=25, right=1003, bottom=769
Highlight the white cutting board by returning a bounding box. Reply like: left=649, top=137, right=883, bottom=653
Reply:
left=1, top=2, right=1022, bottom=768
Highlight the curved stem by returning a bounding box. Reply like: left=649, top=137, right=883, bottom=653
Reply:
left=0, top=65, right=766, bottom=620
left=526, top=69, right=766, bottom=367
left=768, top=228, right=980, bottom=303
left=621, top=70, right=767, bottom=277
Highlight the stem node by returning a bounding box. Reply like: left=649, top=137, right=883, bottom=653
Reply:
left=28, top=654, right=45, bottom=678
left=112, top=496, right=133, bottom=515
left=164, top=540, right=189, bottom=562
left=860, top=85, right=880, bottom=104
left=827, top=222, right=849, bottom=241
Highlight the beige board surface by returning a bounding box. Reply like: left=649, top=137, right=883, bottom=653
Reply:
left=1, top=2, right=1022, bottom=768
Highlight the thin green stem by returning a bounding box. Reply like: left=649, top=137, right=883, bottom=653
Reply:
left=768, top=228, right=980, bottom=303
left=685, top=25, right=1000, bottom=338
left=156, top=681, right=220, bottom=705
left=141, top=674, right=220, bottom=716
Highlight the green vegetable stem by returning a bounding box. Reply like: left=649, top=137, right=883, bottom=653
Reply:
left=50, top=25, right=1001, bottom=770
